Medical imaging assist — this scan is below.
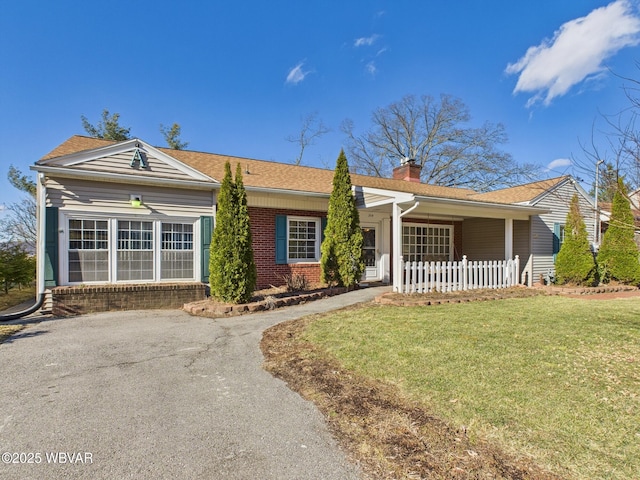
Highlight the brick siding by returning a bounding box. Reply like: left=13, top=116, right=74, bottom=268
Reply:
left=249, top=206, right=325, bottom=289
left=52, top=283, right=207, bottom=317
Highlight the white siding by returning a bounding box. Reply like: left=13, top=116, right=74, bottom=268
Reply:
left=514, top=220, right=531, bottom=285
left=75, top=152, right=195, bottom=180
left=530, top=181, right=596, bottom=282
left=461, top=218, right=505, bottom=260
left=46, top=178, right=214, bottom=217
left=247, top=192, right=329, bottom=212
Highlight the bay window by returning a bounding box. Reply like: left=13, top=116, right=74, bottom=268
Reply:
left=66, top=216, right=196, bottom=284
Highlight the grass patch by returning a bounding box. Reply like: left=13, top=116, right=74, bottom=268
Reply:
left=0, top=285, right=36, bottom=311
left=303, top=296, right=640, bottom=480
left=0, top=286, right=35, bottom=344
left=0, top=324, right=25, bottom=343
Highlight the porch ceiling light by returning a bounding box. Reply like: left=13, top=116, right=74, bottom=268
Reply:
left=130, top=194, right=142, bottom=208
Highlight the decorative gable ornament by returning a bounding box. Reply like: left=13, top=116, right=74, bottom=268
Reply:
left=130, top=147, right=148, bottom=168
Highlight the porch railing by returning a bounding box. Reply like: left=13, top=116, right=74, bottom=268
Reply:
left=399, top=255, right=520, bottom=294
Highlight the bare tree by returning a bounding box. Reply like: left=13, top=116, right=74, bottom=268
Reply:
left=0, top=199, right=36, bottom=249
left=286, top=112, right=330, bottom=165
left=342, top=94, right=539, bottom=191
left=574, top=119, right=635, bottom=205
left=0, top=166, right=37, bottom=250
left=573, top=73, right=640, bottom=204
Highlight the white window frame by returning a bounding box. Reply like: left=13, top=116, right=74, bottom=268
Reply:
left=61, top=212, right=200, bottom=285
left=116, top=219, right=155, bottom=282
left=160, top=222, right=195, bottom=280
left=287, top=216, right=321, bottom=263
left=402, top=223, right=453, bottom=262
left=67, top=218, right=110, bottom=283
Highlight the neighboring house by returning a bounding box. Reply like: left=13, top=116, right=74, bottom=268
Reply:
left=599, top=202, right=640, bottom=249
left=31, top=136, right=595, bottom=314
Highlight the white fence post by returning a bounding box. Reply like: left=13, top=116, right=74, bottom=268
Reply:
left=462, top=255, right=467, bottom=291
left=399, top=256, right=522, bottom=293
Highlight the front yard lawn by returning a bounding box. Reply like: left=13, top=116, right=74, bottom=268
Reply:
left=264, top=295, right=640, bottom=479
left=0, top=285, right=35, bottom=311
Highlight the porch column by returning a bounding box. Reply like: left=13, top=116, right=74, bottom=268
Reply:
left=392, top=202, right=402, bottom=292
left=505, top=218, right=513, bottom=260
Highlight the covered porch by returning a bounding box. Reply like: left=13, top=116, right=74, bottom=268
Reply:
left=355, top=186, right=548, bottom=292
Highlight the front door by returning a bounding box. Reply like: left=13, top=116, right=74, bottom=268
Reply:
left=361, top=225, right=379, bottom=281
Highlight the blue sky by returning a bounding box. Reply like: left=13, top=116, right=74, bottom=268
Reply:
left=2, top=0, right=640, bottom=212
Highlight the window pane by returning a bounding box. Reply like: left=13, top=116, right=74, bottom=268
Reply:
left=402, top=224, right=451, bottom=262
left=117, top=251, right=154, bottom=281
left=68, top=219, right=110, bottom=282
left=160, top=223, right=194, bottom=279
left=288, top=219, right=318, bottom=260
left=117, top=221, right=154, bottom=280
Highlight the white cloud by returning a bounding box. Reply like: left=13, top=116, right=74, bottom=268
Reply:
left=546, top=158, right=572, bottom=172
left=285, top=62, right=309, bottom=85
left=506, top=0, right=640, bottom=107
left=354, top=34, right=379, bottom=47
left=366, top=61, right=377, bottom=76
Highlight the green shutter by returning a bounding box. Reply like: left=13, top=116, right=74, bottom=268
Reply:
left=553, top=223, right=561, bottom=262
left=44, top=206, right=58, bottom=287
left=275, top=215, right=287, bottom=264
left=201, top=216, right=214, bottom=282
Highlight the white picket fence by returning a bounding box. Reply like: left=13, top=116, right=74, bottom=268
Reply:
left=400, top=255, right=520, bottom=293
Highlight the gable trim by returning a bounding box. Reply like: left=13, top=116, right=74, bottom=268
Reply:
left=528, top=177, right=595, bottom=209
left=38, top=138, right=215, bottom=183
left=31, top=165, right=217, bottom=190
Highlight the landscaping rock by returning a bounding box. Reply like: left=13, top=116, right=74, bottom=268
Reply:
left=183, top=286, right=349, bottom=318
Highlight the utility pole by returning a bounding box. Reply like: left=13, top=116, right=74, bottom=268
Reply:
left=593, top=159, right=604, bottom=249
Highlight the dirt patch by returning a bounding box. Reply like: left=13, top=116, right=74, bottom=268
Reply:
left=376, top=286, right=546, bottom=306
left=376, top=285, right=640, bottom=306
left=261, top=309, right=563, bottom=480
left=538, top=284, right=640, bottom=300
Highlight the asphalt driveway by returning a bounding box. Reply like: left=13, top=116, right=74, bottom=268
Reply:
left=0, top=286, right=389, bottom=480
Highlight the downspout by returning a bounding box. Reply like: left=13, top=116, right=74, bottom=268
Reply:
left=392, top=201, right=420, bottom=292
left=399, top=201, right=420, bottom=219
left=0, top=173, right=46, bottom=322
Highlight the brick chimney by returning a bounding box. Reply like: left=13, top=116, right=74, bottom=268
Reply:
left=392, top=158, right=421, bottom=182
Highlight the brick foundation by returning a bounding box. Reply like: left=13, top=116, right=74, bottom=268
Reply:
left=51, top=283, right=208, bottom=317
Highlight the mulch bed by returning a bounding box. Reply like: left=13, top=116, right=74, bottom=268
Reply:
left=539, top=284, right=640, bottom=299
left=183, top=285, right=348, bottom=318
left=375, top=284, right=640, bottom=306
left=375, top=286, right=545, bottom=306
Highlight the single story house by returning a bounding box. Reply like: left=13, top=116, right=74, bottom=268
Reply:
left=31, top=136, right=597, bottom=314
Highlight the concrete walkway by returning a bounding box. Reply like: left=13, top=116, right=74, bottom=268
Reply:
left=0, top=286, right=390, bottom=480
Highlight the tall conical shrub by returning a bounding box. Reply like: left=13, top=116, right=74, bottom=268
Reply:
left=233, top=163, right=257, bottom=301
left=209, top=162, right=257, bottom=302
left=555, top=194, right=596, bottom=285
left=321, top=150, right=364, bottom=288
left=597, top=178, right=640, bottom=285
